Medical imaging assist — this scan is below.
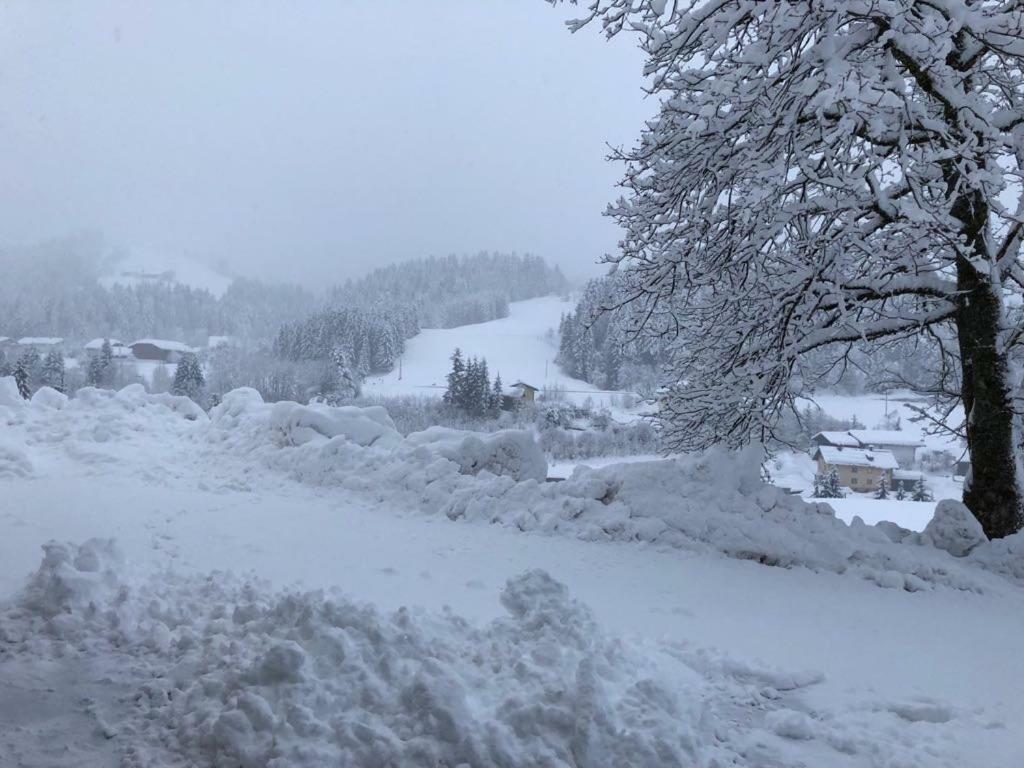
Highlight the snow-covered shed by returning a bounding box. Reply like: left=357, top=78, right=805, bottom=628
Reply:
left=504, top=380, right=540, bottom=404
left=129, top=339, right=194, bottom=363
left=812, top=445, right=898, bottom=494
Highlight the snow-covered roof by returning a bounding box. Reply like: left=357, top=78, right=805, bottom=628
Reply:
left=814, top=431, right=861, bottom=447
left=892, top=469, right=924, bottom=481
left=17, top=337, right=63, bottom=346
left=129, top=339, right=194, bottom=353
left=207, top=335, right=232, bottom=348
left=813, top=445, right=899, bottom=470
left=85, top=338, right=125, bottom=349
left=0, top=337, right=9, bottom=343
left=509, top=380, right=540, bottom=391
left=847, top=430, right=924, bottom=448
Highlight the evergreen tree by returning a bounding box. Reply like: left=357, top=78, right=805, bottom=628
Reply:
left=824, top=468, right=844, bottom=499
left=0, top=350, right=10, bottom=378
left=874, top=476, right=889, bottom=500
left=40, top=350, right=65, bottom=393
left=87, top=339, right=114, bottom=388
left=896, top=484, right=906, bottom=501
left=171, top=352, right=206, bottom=402
left=912, top=479, right=933, bottom=503
left=13, top=349, right=34, bottom=399
left=443, top=348, right=466, bottom=408
left=491, top=373, right=504, bottom=416
left=812, top=473, right=823, bottom=498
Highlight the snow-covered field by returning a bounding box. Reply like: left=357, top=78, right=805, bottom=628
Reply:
left=2, top=381, right=1023, bottom=766
left=364, top=296, right=628, bottom=408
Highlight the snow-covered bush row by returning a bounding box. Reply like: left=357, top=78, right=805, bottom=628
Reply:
left=1, top=539, right=708, bottom=767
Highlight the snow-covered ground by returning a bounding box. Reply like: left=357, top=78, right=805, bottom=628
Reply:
left=364, top=296, right=634, bottom=410
left=2, top=382, right=1023, bottom=766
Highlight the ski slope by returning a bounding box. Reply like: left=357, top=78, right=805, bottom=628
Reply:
left=363, top=296, right=624, bottom=407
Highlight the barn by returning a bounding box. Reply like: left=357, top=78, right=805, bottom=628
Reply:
left=129, top=339, right=194, bottom=363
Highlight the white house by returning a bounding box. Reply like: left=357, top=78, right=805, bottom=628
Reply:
left=812, top=429, right=924, bottom=468
left=16, top=337, right=63, bottom=349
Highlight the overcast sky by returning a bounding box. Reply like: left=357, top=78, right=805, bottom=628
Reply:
left=0, top=1, right=651, bottom=287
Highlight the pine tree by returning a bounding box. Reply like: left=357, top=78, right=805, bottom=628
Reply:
left=13, top=349, right=34, bottom=399
left=41, top=350, right=65, bottom=393
left=896, top=484, right=906, bottom=501
left=912, top=479, right=933, bottom=503
left=443, top=348, right=465, bottom=408
left=491, top=373, right=504, bottom=416
left=171, top=352, right=205, bottom=402
left=87, top=339, right=114, bottom=388
left=826, top=468, right=844, bottom=499
left=812, top=473, right=823, bottom=498
left=874, top=476, right=889, bottom=500
left=0, top=350, right=10, bottom=378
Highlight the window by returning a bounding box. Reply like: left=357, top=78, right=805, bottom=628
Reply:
left=851, top=466, right=859, bottom=473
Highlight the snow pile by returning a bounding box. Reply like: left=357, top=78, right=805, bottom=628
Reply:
left=14, top=538, right=125, bottom=633
left=921, top=500, right=988, bottom=557
left=0, top=375, right=26, bottom=410
left=439, top=447, right=1004, bottom=591
left=3, top=542, right=707, bottom=767
left=268, top=400, right=402, bottom=449
left=29, top=386, right=68, bottom=410
left=206, top=389, right=547, bottom=490
left=0, top=438, right=33, bottom=478
left=404, top=426, right=548, bottom=482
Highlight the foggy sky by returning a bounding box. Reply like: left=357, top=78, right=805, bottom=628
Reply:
left=0, top=1, right=651, bottom=287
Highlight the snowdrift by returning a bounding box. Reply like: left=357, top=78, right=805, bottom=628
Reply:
left=1, top=539, right=711, bottom=767
left=2, top=378, right=1022, bottom=592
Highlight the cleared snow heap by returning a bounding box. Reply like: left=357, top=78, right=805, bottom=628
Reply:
left=2, top=539, right=701, bottom=767
left=2, top=378, right=1023, bottom=590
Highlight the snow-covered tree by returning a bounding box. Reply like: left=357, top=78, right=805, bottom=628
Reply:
left=912, top=478, right=934, bottom=503
left=86, top=339, right=114, bottom=389
left=40, top=350, right=65, bottom=394
left=896, top=484, right=906, bottom=502
left=171, top=352, right=206, bottom=403
left=443, top=348, right=466, bottom=408
left=557, top=1, right=1024, bottom=538
left=875, top=476, right=889, bottom=501
left=13, top=349, right=34, bottom=399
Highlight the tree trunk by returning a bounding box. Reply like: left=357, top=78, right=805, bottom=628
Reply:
left=953, top=191, right=1024, bottom=539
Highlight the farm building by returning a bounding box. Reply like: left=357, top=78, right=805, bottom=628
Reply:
left=128, top=339, right=194, bottom=363
left=812, top=429, right=923, bottom=468
left=85, top=338, right=130, bottom=358
left=812, top=445, right=899, bottom=494
left=16, top=337, right=63, bottom=349
left=891, top=469, right=925, bottom=494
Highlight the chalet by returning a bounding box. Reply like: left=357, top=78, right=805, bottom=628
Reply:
left=812, top=429, right=923, bottom=468
left=128, top=339, right=193, bottom=363
left=85, top=338, right=130, bottom=358
left=812, top=445, right=899, bottom=493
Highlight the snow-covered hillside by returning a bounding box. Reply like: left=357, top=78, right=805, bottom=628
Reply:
left=1, top=380, right=1023, bottom=766
left=99, top=251, right=234, bottom=298
left=364, top=296, right=620, bottom=406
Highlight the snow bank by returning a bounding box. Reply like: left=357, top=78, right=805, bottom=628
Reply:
left=439, top=447, right=1006, bottom=591
left=405, top=426, right=547, bottom=482
left=3, top=384, right=1018, bottom=592
left=268, top=400, right=402, bottom=449
left=3, top=542, right=704, bottom=767
left=0, top=375, right=25, bottom=408
left=30, top=386, right=68, bottom=410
